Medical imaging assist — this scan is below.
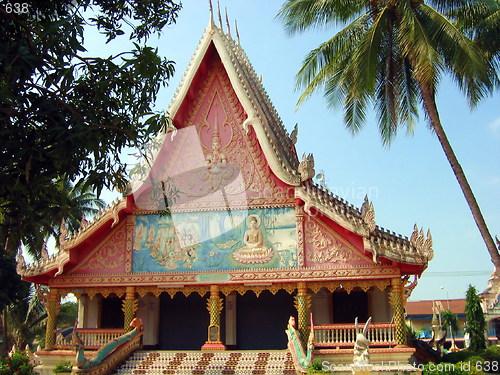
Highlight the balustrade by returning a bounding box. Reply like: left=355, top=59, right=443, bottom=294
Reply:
left=313, top=323, right=396, bottom=348
left=54, top=328, right=124, bottom=349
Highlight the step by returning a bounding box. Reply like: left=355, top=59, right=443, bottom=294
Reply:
left=112, top=350, right=297, bottom=375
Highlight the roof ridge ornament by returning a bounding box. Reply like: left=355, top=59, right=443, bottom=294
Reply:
left=361, top=195, right=376, bottom=233
left=225, top=7, right=231, bottom=37
left=235, top=20, right=240, bottom=44
left=290, top=123, right=298, bottom=144
left=410, top=224, right=433, bottom=259
left=208, top=0, right=215, bottom=28
left=217, top=1, right=223, bottom=31
left=298, top=153, right=315, bottom=181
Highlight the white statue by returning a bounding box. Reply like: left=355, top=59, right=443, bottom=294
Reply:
left=353, top=317, right=372, bottom=366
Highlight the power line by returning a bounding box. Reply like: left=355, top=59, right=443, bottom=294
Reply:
left=423, top=270, right=491, bottom=277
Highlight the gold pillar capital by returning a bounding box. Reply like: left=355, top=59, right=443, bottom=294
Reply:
left=297, top=281, right=307, bottom=294
left=210, top=285, right=220, bottom=297
left=126, top=286, right=136, bottom=298
left=391, top=277, right=403, bottom=290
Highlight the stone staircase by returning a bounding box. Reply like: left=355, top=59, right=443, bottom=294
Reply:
left=112, top=350, right=297, bottom=375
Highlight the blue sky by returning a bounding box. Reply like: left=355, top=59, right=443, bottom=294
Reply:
left=88, top=0, right=499, bottom=301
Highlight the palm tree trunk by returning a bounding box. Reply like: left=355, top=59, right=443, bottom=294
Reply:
left=419, top=83, right=500, bottom=270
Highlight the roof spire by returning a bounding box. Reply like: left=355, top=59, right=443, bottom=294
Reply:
left=235, top=19, right=240, bottom=44
left=225, top=7, right=231, bottom=37
left=217, top=1, right=223, bottom=31
left=208, top=0, right=215, bottom=28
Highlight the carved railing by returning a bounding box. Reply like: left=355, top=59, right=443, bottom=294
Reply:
left=314, top=323, right=396, bottom=348
left=54, top=329, right=124, bottom=350
left=74, top=331, right=143, bottom=375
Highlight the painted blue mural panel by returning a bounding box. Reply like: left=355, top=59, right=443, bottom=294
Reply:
left=132, top=207, right=297, bottom=272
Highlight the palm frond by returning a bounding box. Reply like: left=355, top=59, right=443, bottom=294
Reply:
left=375, top=29, right=400, bottom=145
left=296, top=14, right=370, bottom=106
left=398, top=0, right=443, bottom=90
left=417, top=4, right=496, bottom=105
left=398, top=58, right=421, bottom=135
left=277, top=0, right=366, bottom=34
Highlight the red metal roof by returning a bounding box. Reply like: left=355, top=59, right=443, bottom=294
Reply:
left=406, top=299, right=466, bottom=315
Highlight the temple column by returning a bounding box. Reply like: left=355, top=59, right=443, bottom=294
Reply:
left=295, top=282, right=311, bottom=342
left=389, top=278, right=407, bottom=346
left=44, top=288, right=60, bottom=350
left=122, top=286, right=138, bottom=332
left=202, top=285, right=226, bottom=350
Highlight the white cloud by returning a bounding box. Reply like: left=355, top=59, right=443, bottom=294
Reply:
left=488, top=117, right=500, bottom=137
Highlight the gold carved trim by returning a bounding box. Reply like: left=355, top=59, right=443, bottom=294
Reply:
left=86, top=287, right=126, bottom=299
left=296, top=204, right=305, bottom=267
left=305, top=216, right=369, bottom=265
left=308, top=279, right=391, bottom=294
left=70, top=221, right=126, bottom=273
left=125, top=215, right=134, bottom=273
left=220, top=283, right=296, bottom=297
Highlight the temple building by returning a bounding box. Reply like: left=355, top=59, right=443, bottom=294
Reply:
left=17, top=10, right=433, bottom=374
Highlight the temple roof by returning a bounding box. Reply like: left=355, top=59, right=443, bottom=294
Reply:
left=17, top=14, right=433, bottom=282
left=296, top=183, right=433, bottom=266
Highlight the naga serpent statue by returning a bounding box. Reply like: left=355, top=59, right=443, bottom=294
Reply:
left=72, top=318, right=143, bottom=369
left=285, top=315, right=314, bottom=374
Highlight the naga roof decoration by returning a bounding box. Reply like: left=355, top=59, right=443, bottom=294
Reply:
left=17, top=13, right=433, bottom=282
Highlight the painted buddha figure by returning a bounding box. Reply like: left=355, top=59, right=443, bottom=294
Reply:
left=233, top=214, right=273, bottom=264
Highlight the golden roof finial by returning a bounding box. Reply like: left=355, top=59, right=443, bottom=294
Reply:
left=235, top=19, right=240, bottom=44
left=208, top=0, right=215, bottom=28
left=225, top=7, right=231, bottom=37
left=217, top=1, right=223, bottom=30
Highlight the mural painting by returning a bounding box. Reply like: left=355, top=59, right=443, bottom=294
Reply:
left=132, top=207, right=297, bottom=272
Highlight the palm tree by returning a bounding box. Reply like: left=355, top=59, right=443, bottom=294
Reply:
left=277, top=0, right=499, bottom=268
left=22, top=176, right=106, bottom=258
left=2, top=176, right=105, bottom=354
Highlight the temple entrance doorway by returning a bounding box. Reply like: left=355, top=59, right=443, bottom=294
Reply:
left=236, top=290, right=294, bottom=349
left=332, top=289, right=368, bottom=323
left=158, top=292, right=211, bottom=350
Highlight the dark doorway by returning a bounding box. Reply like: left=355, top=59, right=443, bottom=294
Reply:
left=332, top=289, right=368, bottom=323
left=101, top=296, right=124, bottom=329
left=236, top=290, right=295, bottom=349
left=159, top=292, right=209, bottom=350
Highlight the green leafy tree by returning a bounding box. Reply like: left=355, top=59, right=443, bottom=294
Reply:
left=278, top=0, right=499, bottom=268
left=0, top=0, right=181, bottom=255
left=465, top=285, right=486, bottom=351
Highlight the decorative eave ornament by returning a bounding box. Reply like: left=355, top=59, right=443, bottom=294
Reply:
left=298, top=153, right=315, bottom=181
left=410, top=224, right=433, bottom=257
left=16, top=246, right=70, bottom=278
left=18, top=198, right=128, bottom=279
left=295, top=182, right=433, bottom=266
left=360, top=195, right=376, bottom=233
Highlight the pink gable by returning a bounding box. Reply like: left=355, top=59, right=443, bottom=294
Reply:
left=133, top=44, right=294, bottom=212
